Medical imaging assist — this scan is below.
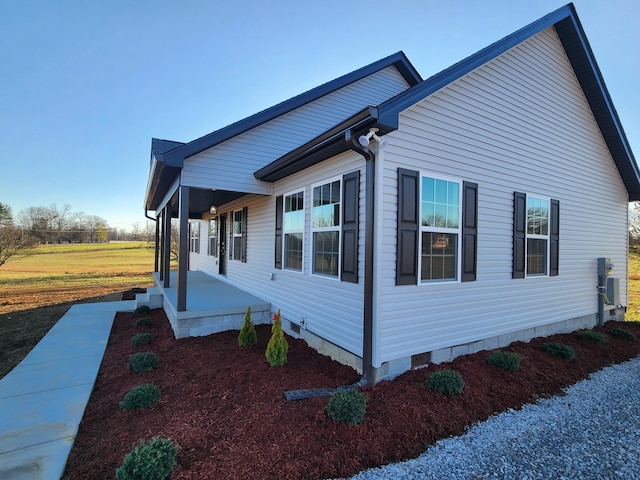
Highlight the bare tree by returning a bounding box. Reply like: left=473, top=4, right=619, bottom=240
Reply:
left=0, top=203, right=32, bottom=268
left=630, top=203, right=640, bottom=246
left=0, top=202, right=13, bottom=227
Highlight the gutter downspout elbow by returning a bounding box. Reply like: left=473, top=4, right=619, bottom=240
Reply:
left=346, top=129, right=376, bottom=386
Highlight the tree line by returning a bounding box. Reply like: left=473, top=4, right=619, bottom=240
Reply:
left=0, top=201, right=154, bottom=268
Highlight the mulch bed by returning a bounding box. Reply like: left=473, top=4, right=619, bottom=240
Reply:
left=63, top=310, right=640, bottom=479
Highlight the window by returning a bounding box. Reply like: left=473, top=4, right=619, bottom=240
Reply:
left=189, top=222, right=200, bottom=253
left=231, top=210, right=243, bottom=261
left=420, top=176, right=461, bottom=282
left=513, top=192, right=559, bottom=278
left=283, top=191, right=304, bottom=271
left=396, top=168, right=477, bottom=286
left=208, top=217, right=217, bottom=257
left=526, top=196, right=548, bottom=275
left=312, top=179, right=340, bottom=277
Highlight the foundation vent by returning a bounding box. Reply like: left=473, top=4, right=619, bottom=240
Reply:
left=411, top=352, right=431, bottom=369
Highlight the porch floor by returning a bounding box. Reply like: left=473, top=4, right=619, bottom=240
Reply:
left=149, top=271, right=272, bottom=338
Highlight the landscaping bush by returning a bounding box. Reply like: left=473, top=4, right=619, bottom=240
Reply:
left=132, top=333, right=153, bottom=347
left=610, top=327, right=637, bottom=341
left=120, top=384, right=161, bottom=411
left=541, top=342, right=576, bottom=361
left=266, top=309, right=288, bottom=367
left=134, top=305, right=151, bottom=316
left=578, top=330, right=608, bottom=345
left=115, top=437, right=177, bottom=480
left=487, top=350, right=521, bottom=371
left=133, top=317, right=152, bottom=327
left=326, top=389, right=367, bottom=425
left=129, top=352, right=159, bottom=373
left=238, top=306, right=257, bottom=347
left=425, top=369, right=464, bottom=395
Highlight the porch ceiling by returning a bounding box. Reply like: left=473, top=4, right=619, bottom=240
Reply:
left=166, top=188, right=246, bottom=219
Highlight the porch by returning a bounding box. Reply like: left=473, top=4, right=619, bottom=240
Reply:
left=139, top=271, right=272, bottom=339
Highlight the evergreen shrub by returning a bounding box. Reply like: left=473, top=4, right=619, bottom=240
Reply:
left=134, top=305, right=151, bottom=316
left=425, top=369, right=464, bottom=395
left=115, top=437, right=177, bottom=480
left=326, top=389, right=367, bottom=425
left=541, top=342, right=575, bottom=361
left=120, top=384, right=161, bottom=411
left=129, top=352, right=159, bottom=373
left=238, top=306, right=257, bottom=347
left=132, top=333, right=153, bottom=347
left=578, top=330, right=608, bottom=345
left=265, top=309, right=288, bottom=367
left=610, top=327, right=637, bottom=341
left=133, top=317, right=152, bottom=327
left=487, top=350, right=521, bottom=371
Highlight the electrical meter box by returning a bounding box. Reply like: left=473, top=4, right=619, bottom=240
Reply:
left=606, top=277, right=620, bottom=305
left=597, top=258, right=613, bottom=276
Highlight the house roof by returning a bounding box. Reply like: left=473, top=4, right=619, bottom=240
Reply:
left=255, top=3, right=640, bottom=200
left=145, top=52, right=422, bottom=211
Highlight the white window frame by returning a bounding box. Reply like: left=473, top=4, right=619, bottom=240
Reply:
left=310, top=176, right=342, bottom=279
left=525, top=195, right=550, bottom=277
left=231, top=209, right=243, bottom=261
left=283, top=189, right=305, bottom=272
left=208, top=217, right=218, bottom=257
left=189, top=221, right=200, bottom=254
left=418, top=172, right=462, bottom=284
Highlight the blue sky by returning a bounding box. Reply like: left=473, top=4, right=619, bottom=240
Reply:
left=1, top=0, right=638, bottom=231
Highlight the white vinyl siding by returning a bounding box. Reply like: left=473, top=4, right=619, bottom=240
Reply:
left=181, top=66, right=410, bottom=194
left=375, top=26, right=629, bottom=367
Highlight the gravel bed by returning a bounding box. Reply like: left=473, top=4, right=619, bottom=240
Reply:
left=345, top=356, right=640, bottom=480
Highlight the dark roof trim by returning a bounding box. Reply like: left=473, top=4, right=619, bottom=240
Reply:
left=163, top=51, right=422, bottom=166
left=254, top=107, right=386, bottom=182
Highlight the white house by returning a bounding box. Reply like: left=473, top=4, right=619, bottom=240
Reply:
left=144, top=4, right=640, bottom=383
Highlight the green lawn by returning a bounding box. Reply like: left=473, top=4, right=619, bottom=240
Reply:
left=627, top=245, right=640, bottom=320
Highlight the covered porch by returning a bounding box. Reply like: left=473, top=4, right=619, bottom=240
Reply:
left=144, top=271, right=272, bottom=339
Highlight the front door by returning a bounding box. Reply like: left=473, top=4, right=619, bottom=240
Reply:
left=219, top=213, right=227, bottom=275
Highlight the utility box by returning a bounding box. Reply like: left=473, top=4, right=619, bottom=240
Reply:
left=606, top=277, right=620, bottom=305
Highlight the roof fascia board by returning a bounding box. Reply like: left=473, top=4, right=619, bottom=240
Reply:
left=254, top=107, right=381, bottom=182
left=164, top=52, right=421, bottom=166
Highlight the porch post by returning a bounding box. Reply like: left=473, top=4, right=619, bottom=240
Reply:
left=162, top=205, right=171, bottom=288
left=177, top=186, right=190, bottom=312
left=154, top=214, right=160, bottom=273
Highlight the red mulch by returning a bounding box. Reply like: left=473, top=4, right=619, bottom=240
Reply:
left=63, top=310, right=640, bottom=479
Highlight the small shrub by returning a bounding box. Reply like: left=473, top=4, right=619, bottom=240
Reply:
left=238, top=306, right=257, bottom=347
left=132, top=333, right=153, bottom=347
left=610, top=327, right=637, bottom=341
left=134, top=305, right=151, bottom=316
left=425, top=369, right=464, bottom=395
left=120, top=384, right=161, bottom=411
left=115, top=437, right=177, bottom=480
left=487, top=350, right=521, bottom=372
left=133, top=317, right=152, bottom=327
left=129, top=352, right=159, bottom=373
left=578, top=330, right=608, bottom=345
left=326, top=389, right=367, bottom=425
left=541, top=342, right=576, bottom=361
left=265, top=309, right=288, bottom=367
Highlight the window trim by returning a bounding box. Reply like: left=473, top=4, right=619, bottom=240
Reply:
left=418, top=172, right=463, bottom=284
left=525, top=194, right=551, bottom=278
left=230, top=207, right=247, bottom=263
left=310, top=175, right=342, bottom=280
left=282, top=189, right=305, bottom=273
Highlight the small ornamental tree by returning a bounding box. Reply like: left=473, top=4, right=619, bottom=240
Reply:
left=265, top=309, right=288, bottom=367
left=238, top=306, right=257, bottom=347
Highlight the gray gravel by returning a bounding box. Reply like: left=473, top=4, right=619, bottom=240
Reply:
left=343, top=355, right=640, bottom=480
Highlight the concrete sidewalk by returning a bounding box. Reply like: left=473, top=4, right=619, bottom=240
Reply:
left=0, top=301, right=135, bottom=480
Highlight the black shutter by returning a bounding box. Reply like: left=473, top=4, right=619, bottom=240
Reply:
left=274, top=196, right=283, bottom=269
left=341, top=170, right=360, bottom=283
left=396, top=168, right=419, bottom=285
left=550, top=199, right=559, bottom=276
left=241, top=207, right=248, bottom=263
left=513, top=191, right=526, bottom=279
left=461, top=181, right=478, bottom=282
